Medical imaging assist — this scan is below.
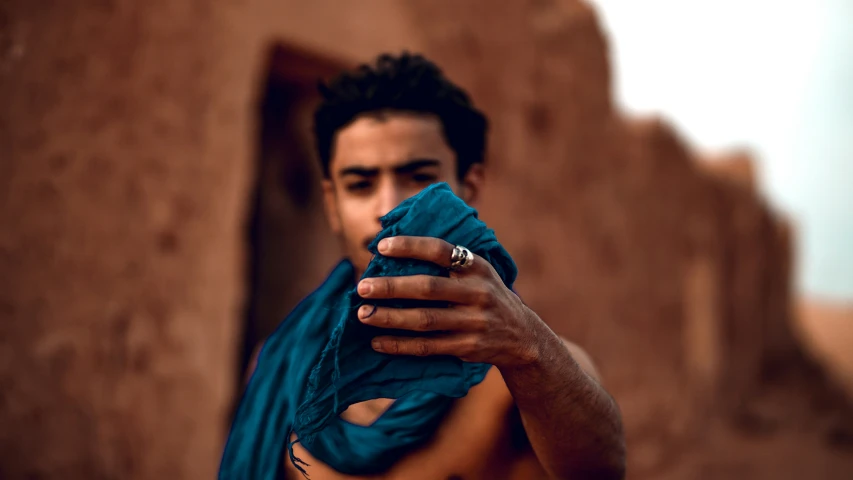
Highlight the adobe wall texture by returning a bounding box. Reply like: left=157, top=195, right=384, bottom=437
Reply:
left=1, top=0, right=850, bottom=478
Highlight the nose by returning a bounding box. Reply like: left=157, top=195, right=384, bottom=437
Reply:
left=374, top=178, right=407, bottom=221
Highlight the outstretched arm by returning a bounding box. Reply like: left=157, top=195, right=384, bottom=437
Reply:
left=356, top=236, right=626, bottom=480
left=500, top=326, right=625, bottom=480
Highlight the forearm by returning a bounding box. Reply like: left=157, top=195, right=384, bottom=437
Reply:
left=499, top=313, right=626, bottom=480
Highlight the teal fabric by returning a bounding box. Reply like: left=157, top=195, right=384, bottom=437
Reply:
left=219, top=183, right=518, bottom=479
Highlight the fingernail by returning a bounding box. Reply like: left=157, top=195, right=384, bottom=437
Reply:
left=358, top=281, right=372, bottom=296
left=371, top=340, right=383, bottom=351
left=359, top=304, right=377, bottom=320
left=378, top=238, right=390, bottom=253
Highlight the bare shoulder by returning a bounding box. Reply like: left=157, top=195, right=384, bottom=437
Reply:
left=559, top=337, right=602, bottom=383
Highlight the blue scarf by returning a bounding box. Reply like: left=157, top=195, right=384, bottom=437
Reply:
left=219, top=183, right=518, bottom=479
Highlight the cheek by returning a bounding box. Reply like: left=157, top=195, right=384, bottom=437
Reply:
left=334, top=201, right=377, bottom=274
left=336, top=200, right=375, bottom=240
left=443, top=177, right=461, bottom=195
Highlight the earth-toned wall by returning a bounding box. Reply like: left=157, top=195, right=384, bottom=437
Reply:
left=0, top=1, right=260, bottom=478
left=2, top=0, right=850, bottom=478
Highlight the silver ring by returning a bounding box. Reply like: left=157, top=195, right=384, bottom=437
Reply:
left=449, top=245, right=474, bottom=271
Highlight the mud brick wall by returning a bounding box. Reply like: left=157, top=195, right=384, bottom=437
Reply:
left=2, top=0, right=850, bottom=478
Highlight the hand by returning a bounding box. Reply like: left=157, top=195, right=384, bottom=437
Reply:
left=356, top=236, right=543, bottom=368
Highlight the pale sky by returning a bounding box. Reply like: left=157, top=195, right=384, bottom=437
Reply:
left=591, top=0, right=853, bottom=301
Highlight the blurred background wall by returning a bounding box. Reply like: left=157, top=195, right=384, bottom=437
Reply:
left=1, top=1, right=851, bottom=479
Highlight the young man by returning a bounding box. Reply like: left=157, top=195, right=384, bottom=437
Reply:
left=225, top=53, right=625, bottom=480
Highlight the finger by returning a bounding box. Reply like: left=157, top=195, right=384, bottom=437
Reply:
left=371, top=333, right=480, bottom=358
left=358, top=274, right=483, bottom=304
left=358, top=305, right=485, bottom=332
left=377, top=236, right=486, bottom=274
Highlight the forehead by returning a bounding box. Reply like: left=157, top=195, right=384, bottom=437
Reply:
left=330, top=112, right=456, bottom=172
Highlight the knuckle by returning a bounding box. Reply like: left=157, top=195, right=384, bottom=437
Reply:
left=472, top=312, right=490, bottom=332
left=418, top=310, right=437, bottom=331
left=415, top=340, right=431, bottom=356
left=425, top=276, right=441, bottom=296
left=464, top=336, right=483, bottom=357
left=380, top=309, right=394, bottom=327
left=431, top=242, right=447, bottom=262
left=475, top=286, right=495, bottom=307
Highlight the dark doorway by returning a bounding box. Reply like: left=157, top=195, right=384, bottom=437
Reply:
left=237, top=44, right=349, bottom=385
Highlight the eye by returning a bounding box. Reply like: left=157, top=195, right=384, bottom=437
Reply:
left=345, top=180, right=372, bottom=193
left=412, top=173, right=438, bottom=184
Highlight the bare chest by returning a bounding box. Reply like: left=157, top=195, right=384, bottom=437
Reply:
left=283, top=368, right=545, bottom=480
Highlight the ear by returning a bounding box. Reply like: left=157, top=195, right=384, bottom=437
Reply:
left=459, top=163, right=485, bottom=207
left=322, top=179, right=342, bottom=234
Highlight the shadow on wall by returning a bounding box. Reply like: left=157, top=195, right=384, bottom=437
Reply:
left=238, top=44, right=345, bottom=383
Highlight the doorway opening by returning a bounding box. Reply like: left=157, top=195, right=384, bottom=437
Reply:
left=237, top=44, right=349, bottom=384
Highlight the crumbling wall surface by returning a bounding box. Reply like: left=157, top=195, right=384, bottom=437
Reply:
left=404, top=0, right=853, bottom=478
left=252, top=0, right=428, bottom=65
left=2, top=0, right=852, bottom=479
left=0, top=1, right=260, bottom=478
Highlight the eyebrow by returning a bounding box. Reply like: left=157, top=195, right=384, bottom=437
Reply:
left=338, top=158, right=441, bottom=177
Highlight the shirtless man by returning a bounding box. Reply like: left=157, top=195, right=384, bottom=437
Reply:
left=237, top=52, right=625, bottom=480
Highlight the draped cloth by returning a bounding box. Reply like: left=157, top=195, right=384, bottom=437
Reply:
left=219, top=183, right=518, bottom=479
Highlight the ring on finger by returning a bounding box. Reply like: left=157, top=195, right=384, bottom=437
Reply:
left=449, top=245, right=474, bottom=272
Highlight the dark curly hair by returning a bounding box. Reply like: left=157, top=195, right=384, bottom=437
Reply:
left=313, top=52, right=488, bottom=180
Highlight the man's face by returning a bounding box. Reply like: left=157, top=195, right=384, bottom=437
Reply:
left=322, top=112, right=484, bottom=278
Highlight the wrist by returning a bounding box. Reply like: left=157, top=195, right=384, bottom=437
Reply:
left=505, top=307, right=565, bottom=372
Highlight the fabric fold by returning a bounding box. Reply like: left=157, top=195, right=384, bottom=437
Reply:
left=219, top=183, right=517, bottom=479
